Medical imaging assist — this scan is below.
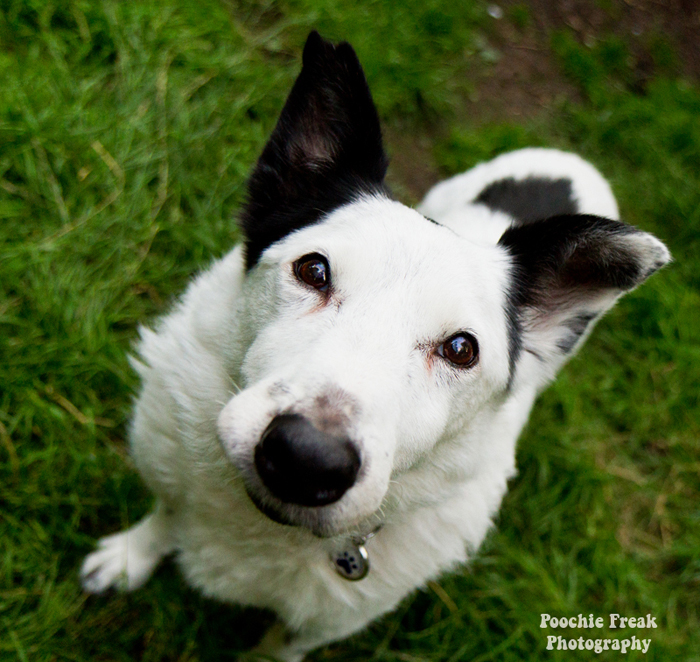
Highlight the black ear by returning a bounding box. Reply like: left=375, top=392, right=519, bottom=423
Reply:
left=240, top=31, right=389, bottom=270
left=498, top=215, right=671, bottom=382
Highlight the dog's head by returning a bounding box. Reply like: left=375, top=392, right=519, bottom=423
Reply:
left=217, top=32, right=670, bottom=537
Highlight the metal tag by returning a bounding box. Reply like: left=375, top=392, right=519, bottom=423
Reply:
left=330, top=538, right=370, bottom=581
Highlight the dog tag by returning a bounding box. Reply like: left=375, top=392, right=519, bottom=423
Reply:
left=330, top=537, right=370, bottom=581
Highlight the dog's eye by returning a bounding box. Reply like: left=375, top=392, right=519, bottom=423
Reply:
left=294, top=253, right=330, bottom=292
left=437, top=333, right=479, bottom=368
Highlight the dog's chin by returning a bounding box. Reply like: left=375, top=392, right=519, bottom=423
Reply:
left=244, top=486, right=353, bottom=539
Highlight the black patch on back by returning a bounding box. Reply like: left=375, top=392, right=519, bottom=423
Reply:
left=475, top=177, right=578, bottom=225
left=240, top=31, right=389, bottom=270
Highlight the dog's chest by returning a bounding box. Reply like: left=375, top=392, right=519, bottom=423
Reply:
left=170, top=477, right=498, bottom=625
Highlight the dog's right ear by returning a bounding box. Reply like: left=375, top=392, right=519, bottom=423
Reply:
left=241, top=31, right=389, bottom=270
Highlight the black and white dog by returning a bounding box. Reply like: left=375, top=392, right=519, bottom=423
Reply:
left=81, top=31, right=670, bottom=661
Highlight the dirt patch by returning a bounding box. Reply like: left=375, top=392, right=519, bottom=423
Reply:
left=469, top=0, right=700, bottom=121
left=384, top=125, right=443, bottom=205
left=514, top=0, right=700, bottom=79
left=385, top=0, right=700, bottom=202
left=467, top=12, right=581, bottom=125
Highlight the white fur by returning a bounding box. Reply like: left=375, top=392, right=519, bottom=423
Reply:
left=81, top=149, right=668, bottom=661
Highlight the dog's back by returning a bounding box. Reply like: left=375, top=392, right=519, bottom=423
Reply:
left=419, top=147, right=620, bottom=244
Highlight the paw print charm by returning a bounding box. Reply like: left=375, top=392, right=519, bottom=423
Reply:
left=330, top=540, right=369, bottom=581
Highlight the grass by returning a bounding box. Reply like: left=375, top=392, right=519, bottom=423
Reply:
left=1, top=1, right=698, bottom=660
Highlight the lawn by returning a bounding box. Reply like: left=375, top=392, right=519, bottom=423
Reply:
left=1, top=1, right=698, bottom=660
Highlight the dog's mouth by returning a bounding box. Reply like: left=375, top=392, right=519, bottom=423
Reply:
left=244, top=483, right=346, bottom=538
left=244, top=487, right=297, bottom=527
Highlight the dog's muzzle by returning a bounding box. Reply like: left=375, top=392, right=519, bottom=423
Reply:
left=254, top=414, right=361, bottom=507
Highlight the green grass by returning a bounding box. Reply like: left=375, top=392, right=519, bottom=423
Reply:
left=1, top=1, right=698, bottom=660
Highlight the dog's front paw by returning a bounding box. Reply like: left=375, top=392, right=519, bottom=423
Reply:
left=80, top=529, right=156, bottom=593
left=80, top=510, right=174, bottom=594
left=251, top=622, right=306, bottom=662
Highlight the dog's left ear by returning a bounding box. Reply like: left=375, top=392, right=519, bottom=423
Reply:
left=499, top=214, right=671, bottom=383
left=241, top=31, right=389, bottom=269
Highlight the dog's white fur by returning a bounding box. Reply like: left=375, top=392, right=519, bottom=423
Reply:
left=81, top=36, right=670, bottom=660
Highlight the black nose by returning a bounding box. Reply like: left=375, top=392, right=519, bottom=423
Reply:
left=254, top=414, right=361, bottom=507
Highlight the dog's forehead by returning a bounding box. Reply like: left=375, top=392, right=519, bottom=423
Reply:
left=268, top=196, right=508, bottom=304
left=260, top=196, right=512, bottom=357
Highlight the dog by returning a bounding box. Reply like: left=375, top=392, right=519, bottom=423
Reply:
left=81, top=31, right=670, bottom=661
